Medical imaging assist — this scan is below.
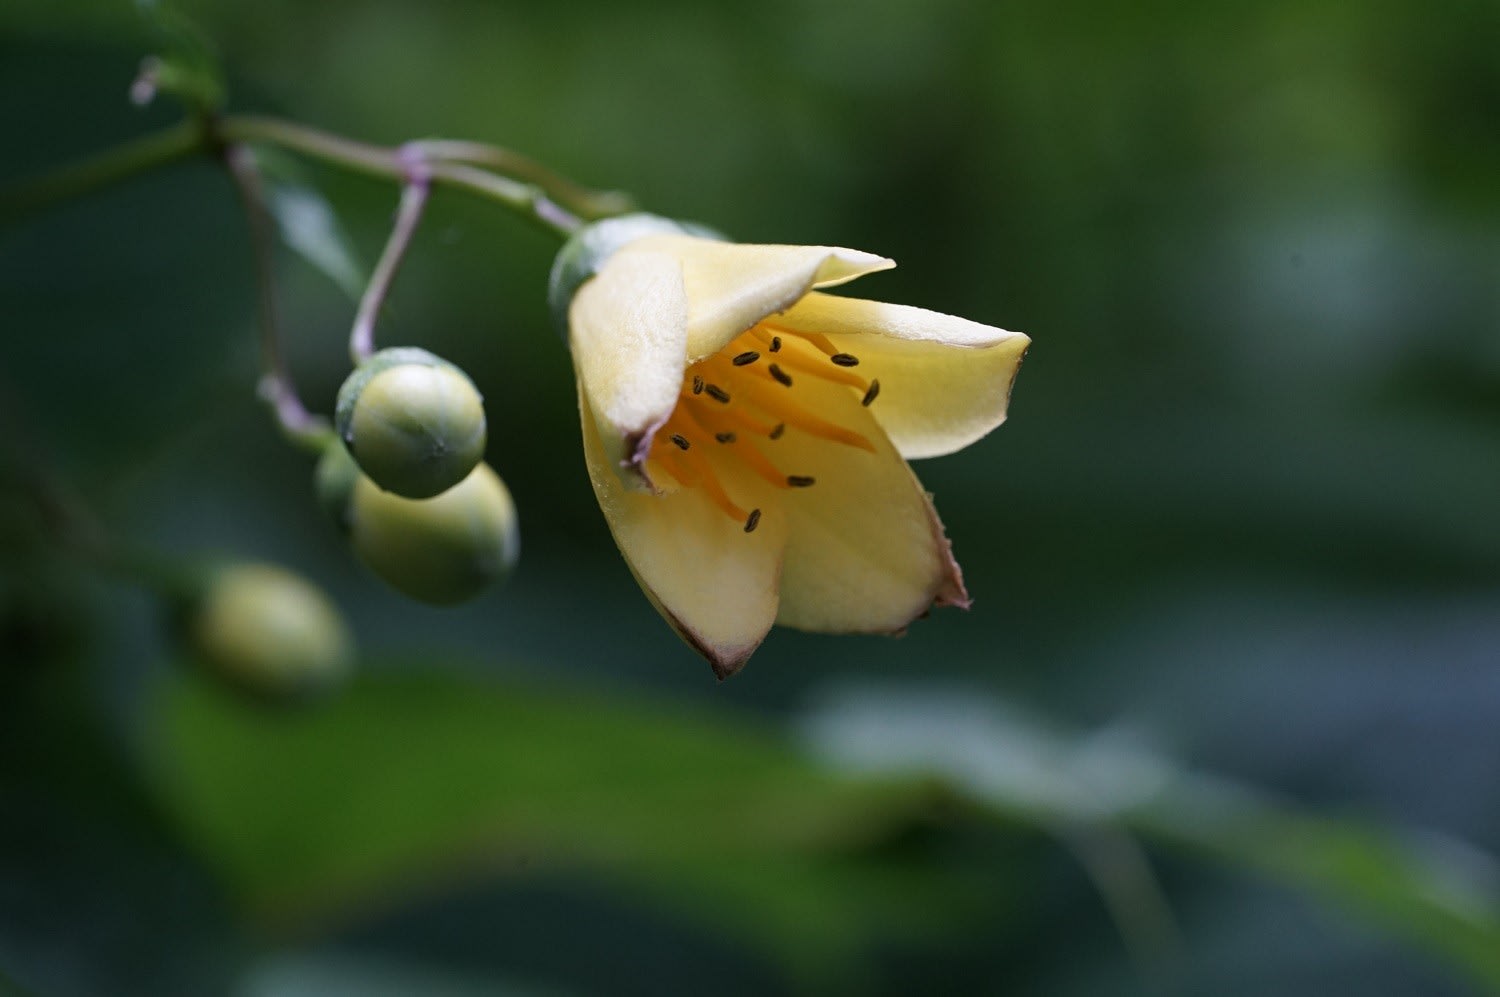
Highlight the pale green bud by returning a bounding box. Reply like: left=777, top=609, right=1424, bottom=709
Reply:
left=335, top=347, right=486, bottom=499
left=349, top=462, right=519, bottom=605
left=189, top=563, right=353, bottom=697
left=313, top=437, right=361, bottom=534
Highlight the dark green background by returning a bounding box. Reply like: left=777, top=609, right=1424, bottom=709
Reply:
left=3, top=0, right=1499, bottom=993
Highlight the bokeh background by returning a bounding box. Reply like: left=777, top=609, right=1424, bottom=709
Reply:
left=3, top=0, right=1500, bottom=993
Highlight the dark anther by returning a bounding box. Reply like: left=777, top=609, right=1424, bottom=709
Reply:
left=786, top=475, right=816, bottom=487
left=715, top=431, right=737, bottom=444
left=770, top=336, right=782, bottom=353
left=743, top=509, right=762, bottom=533
left=692, top=375, right=704, bottom=395
left=769, top=423, right=786, bottom=440
left=830, top=353, right=860, bottom=367
left=705, top=384, right=731, bottom=403
left=670, top=434, right=690, bottom=450
left=861, top=379, right=881, bottom=406
left=732, top=351, right=760, bottom=366
left=768, top=364, right=793, bottom=387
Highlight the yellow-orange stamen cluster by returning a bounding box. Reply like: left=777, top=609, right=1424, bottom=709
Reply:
left=645, top=323, right=880, bottom=532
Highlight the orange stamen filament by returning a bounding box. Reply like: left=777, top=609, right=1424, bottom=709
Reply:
left=648, top=326, right=880, bottom=528
left=678, top=404, right=789, bottom=488
left=734, top=375, right=877, bottom=453
left=653, top=445, right=699, bottom=487
left=681, top=393, right=777, bottom=437
left=651, top=432, right=747, bottom=521
left=760, top=323, right=840, bottom=357
left=773, top=343, right=868, bottom=389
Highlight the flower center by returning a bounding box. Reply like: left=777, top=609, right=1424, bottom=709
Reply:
left=645, top=322, right=880, bottom=534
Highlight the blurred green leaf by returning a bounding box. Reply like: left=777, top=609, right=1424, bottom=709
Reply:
left=143, top=667, right=982, bottom=981
left=145, top=668, right=1500, bottom=991
left=805, top=685, right=1500, bottom=991
left=240, top=952, right=558, bottom=997
left=256, top=150, right=366, bottom=301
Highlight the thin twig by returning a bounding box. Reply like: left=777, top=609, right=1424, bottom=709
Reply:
left=221, top=144, right=331, bottom=452
left=409, top=138, right=635, bottom=219
left=216, top=115, right=586, bottom=237
left=3, top=114, right=611, bottom=239
left=0, top=119, right=206, bottom=226
left=350, top=176, right=430, bottom=364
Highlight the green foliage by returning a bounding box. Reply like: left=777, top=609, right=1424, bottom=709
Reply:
left=143, top=668, right=1500, bottom=990
left=145, top=668, right=965, bottom=980
left=256, top=150, right=366, bottom=301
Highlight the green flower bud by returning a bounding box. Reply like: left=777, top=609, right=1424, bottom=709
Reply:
left=313, top=437, right=361, bottom=534
left=547, top=213, right=727, bottom=334
left=335, top=347, right=486, bottom=499
left=349, top=462, right=519, bottom=605
left=189, top=563, right=354, bottom=698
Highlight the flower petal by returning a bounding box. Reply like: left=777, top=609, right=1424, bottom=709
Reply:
left=776, top=292, right=1030, bottom=459
left=568, top=248, right=689, bottom=484
left=621, top=235, right=893, bottom=363
left=579, top=383, right=787, bottom=678
left=767, top=374, right=968, bottom=634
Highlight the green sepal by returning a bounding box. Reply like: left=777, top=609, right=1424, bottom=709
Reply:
left=546, top=213, right=727, bottom=336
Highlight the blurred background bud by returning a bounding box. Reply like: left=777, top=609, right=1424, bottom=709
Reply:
left=186, top=562, right=354, bottom=698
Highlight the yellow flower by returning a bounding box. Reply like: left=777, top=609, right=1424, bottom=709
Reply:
left=555, top=217, right=1029, bottom=678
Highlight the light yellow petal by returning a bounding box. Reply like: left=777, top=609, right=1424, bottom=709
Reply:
left=768, top=375, right=967, bottom=634
left=568, top=249, right=689, bottom=484
left=620, top=234, right=894, bottom=363
left=579, top=383, right=787, bottom=678
left=776, top=292, right=1030, bottom=460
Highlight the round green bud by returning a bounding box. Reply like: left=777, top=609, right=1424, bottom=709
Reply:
left=547, top=213, right=728, bottom=335
left=349, top=462, right=519, bottom=605
left=335, top=347, right=486, bottom=499
left=313, top=437, right=361, bottom=534
left=189, top=563, right=354, bottom=698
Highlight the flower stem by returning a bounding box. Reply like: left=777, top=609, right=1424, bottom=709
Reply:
left=407, top=138, right=635, bottom=220
left=350, top=177, right=429, bottom=365
left=2, top=113, right=626, bottom=239
left=221, top=144, right=333, bottom=454
left=215, top=115, right=589, bottom=237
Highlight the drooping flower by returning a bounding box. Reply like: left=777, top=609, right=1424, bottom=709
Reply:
left=551, top=216, right=1029, bottom=678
